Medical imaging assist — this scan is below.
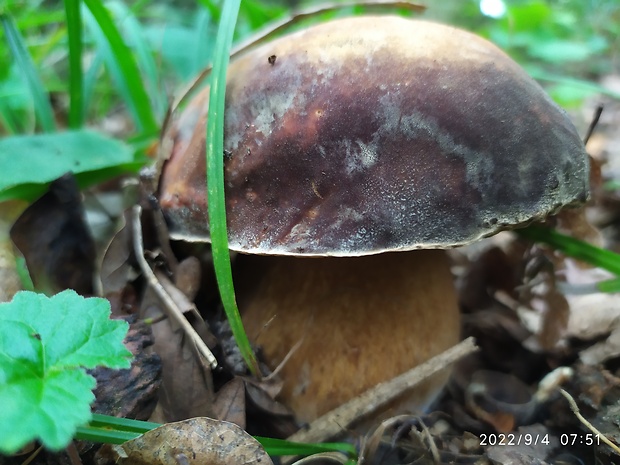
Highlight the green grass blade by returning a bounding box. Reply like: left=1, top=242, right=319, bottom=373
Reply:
left=206, top=0, right=259, bottom=375
left=517, top=224, right=620, bottom=278
left=105, top=1, right=167, bottom=120
left=75, top=426, right=140, bottom=444
left=64, top=0, right=84, bottom=128
left=528, top=70, right=620, bottom=100
left=255, top=437, right=358, bottom=456
left=81, top=0, right=158, bottom=134
left=596, top=278, right=620, bottom=293
left=1, top=12, right=56, bottom=132
left=76, top=414, right=359, bottom=458
left=89, top=414, right=161, bottom=433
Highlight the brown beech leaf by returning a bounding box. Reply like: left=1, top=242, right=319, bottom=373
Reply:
left=145, top=297, right=216, bottom=422
left=96, top=417, right=273, bottom=465
left=213, top=377, right=246, bottom=428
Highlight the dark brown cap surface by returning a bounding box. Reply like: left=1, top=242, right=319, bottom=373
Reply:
left=158, top=16, right=589, bottom=256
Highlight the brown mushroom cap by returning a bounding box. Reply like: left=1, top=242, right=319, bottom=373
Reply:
left=158, top=16, right=589, bottom=257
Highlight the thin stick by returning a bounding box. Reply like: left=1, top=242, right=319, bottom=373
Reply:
left=287, top=337, right=478, bottom=444
left=132, top=205, right=218, bottom=369
left=583, top=104, right=603, bottom=146
left=66, top=442, right=83, bottom=465
left=560, top=389, right=620, bottom=454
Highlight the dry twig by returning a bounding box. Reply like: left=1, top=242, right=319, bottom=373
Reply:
left=132, top=205, right=218, bottom=369
left=560, top=389, right=620, bottom=454
left=287, top=337, right=478, bottom=444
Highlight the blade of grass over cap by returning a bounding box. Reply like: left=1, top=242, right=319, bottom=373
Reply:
left=64, top=0, right=84, bottom=128
left=82, top=0, right=158, bottom=134
left=1, top=13, right=56, bottom=132
left=206, top=0, right=259, bottom=376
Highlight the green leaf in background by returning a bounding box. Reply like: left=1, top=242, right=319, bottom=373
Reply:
left=143, top=13, right=215, bottom=82
left=0, top=63, right=33, bottom=134
left=0, top=290, right=132, bottom=454
left=0, top=129, right=142, bottom=201
left=527, top=37, right=607, bottom=64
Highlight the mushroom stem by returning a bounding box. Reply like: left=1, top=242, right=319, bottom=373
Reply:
left=237, top=249, right=460, bottom=423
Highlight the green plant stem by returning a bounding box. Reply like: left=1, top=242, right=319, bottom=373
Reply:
left=206, top=0, right=259, bottom=375
left=64, top=0, right=84, bottom=128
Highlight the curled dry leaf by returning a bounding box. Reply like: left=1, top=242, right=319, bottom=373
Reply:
left=99, top=209, right=142, bottom=317
left=96, top=417, right=273, bottom=465
left=10, top=173, right=96, bottom=295
left=100, top=210, right=135, bottom=298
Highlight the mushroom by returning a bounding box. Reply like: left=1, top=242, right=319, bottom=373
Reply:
left=157, top=16, right=589, bottom=424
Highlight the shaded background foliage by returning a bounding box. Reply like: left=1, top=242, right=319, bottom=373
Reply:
left=1, top=0, right=619, bottom=138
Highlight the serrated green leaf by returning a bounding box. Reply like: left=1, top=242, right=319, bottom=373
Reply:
left=0, top=290, right=132, bottom=453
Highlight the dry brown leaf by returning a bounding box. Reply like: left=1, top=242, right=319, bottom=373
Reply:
left=100, top=210, right=135, bottom=297
left=95, top=417, right=272, bottom=465
left=555, top=207, right=604, bottom=247
left=565, top=289, right=620, bottom=364
left=143, top=285, right=216, bottom=422
left=10, top=173, right=96, bottom=295
left=245, top=378, right=292, bottom=417
left=213, top=377, right=246, bottom=428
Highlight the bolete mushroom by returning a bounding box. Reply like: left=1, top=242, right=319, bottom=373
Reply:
left=157, top=16, right=589, bottom=424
